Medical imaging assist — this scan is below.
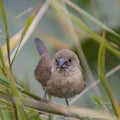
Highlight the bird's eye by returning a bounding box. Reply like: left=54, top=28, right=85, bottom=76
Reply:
left=68, top=58, right=72, bottom=63
left=55, top=58, right=58, bottom=63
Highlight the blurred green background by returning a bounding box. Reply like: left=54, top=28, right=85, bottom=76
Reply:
left=0, top=0, right=120, bottom=108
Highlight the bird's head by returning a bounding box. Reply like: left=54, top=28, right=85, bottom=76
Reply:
left=52, top=49, right=80, bottom=73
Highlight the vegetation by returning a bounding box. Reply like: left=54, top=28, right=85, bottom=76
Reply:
left=0, top=0, right=120, bottom=119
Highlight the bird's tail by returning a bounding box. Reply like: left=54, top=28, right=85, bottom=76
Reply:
left=34, top=38, right=48, bottom=56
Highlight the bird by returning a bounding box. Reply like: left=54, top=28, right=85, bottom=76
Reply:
left=34, top=38, right=86, bottom=106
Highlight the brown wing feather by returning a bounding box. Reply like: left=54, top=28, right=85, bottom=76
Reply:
left=34, top=53, right=52, bottom=86
left=34, top=38, right=52, bottom=86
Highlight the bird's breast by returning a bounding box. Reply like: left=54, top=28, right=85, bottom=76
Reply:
left=43, top=70, right=85, bottom=98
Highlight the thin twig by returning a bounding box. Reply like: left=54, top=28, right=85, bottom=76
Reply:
left=70, top=65, right=120, bottom=105
left=10, top=0, right=51, bottom=62
left=0, top=92, right=117, bottom=120
left=51, top=0, right=103, bottom=104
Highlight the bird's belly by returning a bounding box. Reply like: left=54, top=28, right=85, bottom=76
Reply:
left=43, top=72, right=85, bottom=98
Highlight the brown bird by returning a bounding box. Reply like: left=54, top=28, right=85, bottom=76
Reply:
left=34, top=38, right=86, bottom=106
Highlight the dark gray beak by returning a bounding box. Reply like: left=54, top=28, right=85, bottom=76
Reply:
left=58, top=58, right=67, bottom=68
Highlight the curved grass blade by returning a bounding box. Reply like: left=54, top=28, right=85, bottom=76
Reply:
left=0, top=75, right=10, bottom=88
left=98, top=39, right=120, bottom=117
left=11, top=12, right=35, bottom=66
left=69, top=14, right=120, bottom=58
left=6, top=69, right=28, bottom=120
left=0, top=91, right=118, bottom=120
left=0, top=74, right=41, bottom=100
left=64, top=0, right=120, bottom=39
left=0, top=47, right=7, bottom=75
left=93, top=96, right=104, bottom=107
left=10, top=0, right=50, bottom=65
left=0, top=0, right=11, bottom=69
left=51, top=0, right=120, bottom=58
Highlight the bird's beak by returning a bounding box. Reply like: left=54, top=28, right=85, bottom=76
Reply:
left=58, top=58, right=67, bottom=68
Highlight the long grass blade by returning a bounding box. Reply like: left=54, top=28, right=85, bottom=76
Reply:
left=64, top=0, right=120, bottom=39
left=0, top=91, right=118, bottom=120
left=70, top=65, right=120, bottom=105
left=98, top=36, right=120, bottom=117
left=70, top=14, right=120, bottom=58
left=0, top=0, right=11, bottom=69
left=6, top=69, right=27, bottom=120
left=0, top=74, right=41, bottom=100
left=51, top=1, right=120, bottom=58
left=0, top=48, right=7, bottom=75
left=11, top=0, right=50, bottom=65
left=11, top=12, right=35, bottom=65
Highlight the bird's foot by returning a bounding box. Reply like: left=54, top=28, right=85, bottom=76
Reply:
left=41, top=92, right=48, bottom=103
left=65, top=98, right=69, bottom=106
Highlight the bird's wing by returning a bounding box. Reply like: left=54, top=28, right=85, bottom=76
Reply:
left=34, top=37, right=48, bottom=56
left=34, top=38, right=52, bottom=86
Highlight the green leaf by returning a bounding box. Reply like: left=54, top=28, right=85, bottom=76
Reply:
left=70, top=14, right=120, bottom=58
left=0, top=0, right=11, bottom=69
left=64, top=0, right=120, bottom=39
left=0, top=75, right=9, bottom=88
left=98, top=40, right=120, bottom=117
left=0, top=48, right=6, bottom=75
left=6, top=69, right=28, bottom=120
left=11, top=12, right=36, bottom=65
left=0, top=75, right=41, bottom=100
left=93, top=96, right=105, bottom=108
left=51, top=1, right=120, bottom=58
